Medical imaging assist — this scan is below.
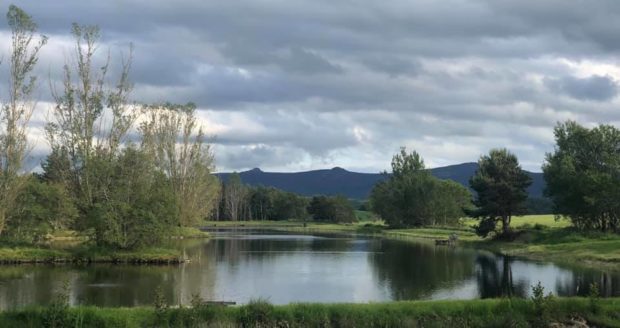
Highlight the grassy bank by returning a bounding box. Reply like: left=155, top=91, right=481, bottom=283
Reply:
left=2, top=298, right=619, bottom=327
left=476, top=227, right=620, bottom=268
left=205, top=215, right=620, bottom=269
left=0, top=245, right=187, bottom=264
left=0, top=226, right=210, bottom=264
left=169, top=227, right=211, bottom=239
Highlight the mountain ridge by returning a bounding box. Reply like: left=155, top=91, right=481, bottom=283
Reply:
left=216, top=162, right=545, bottom=199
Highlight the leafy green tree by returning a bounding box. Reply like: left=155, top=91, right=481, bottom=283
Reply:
left=0, top=5, right=47, bottom=236
left=7, top=176, right=77, bottom=243
left=432, top=180, right=473, bottom=226
left=469, top=148, right=532, bottom=237
left=543, top=121, right=620, bottom=231
left=40, top=147, right=71, bottom=185
left=87, top=147, right=177, bottom=249
left=525, top=197, right=554, bottom=215
left=308, top=195, right=356, bottom=223
left=248, top=186, right=274, bottom=221
left=370, top=148, right=435, bottom=227
left=140, top=103, right=219, bottom=226
left=46, top=23, right=134, bottom=212
left=270, top=190, right=309, bottom=221
left=370, top=148, right=469, bottom=227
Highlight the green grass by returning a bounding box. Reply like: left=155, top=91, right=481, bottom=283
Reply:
left=1, top=298, right=619, bottom=327
left=462, top=214, right=572, bottom=229
left=483, top=228, right=620, bottom=266
left=70, top=246, right=186, bottom=264
left=0, top=245, right=185, bottom=264
left=386, top=227, right=480, bottom=242
left=203, top=220, right=303, bottom=227
left=207, top=215, right=620, bottom=269
left=0, top=246, right=70, bottom=263
left=169, top=226, right=211, bottom=239
left=355, top=210, right=378, bottom=221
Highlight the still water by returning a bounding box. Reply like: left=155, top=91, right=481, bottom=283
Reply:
left=0, top=229, right=618, bottom=309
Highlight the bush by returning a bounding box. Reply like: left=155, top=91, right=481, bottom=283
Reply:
left=238, top=299, right=275, bottom=327
left=42, top=282, right=70, bottom=328
left=531, top=281, right=555, bottom=326
left=308, top=195, right=357, bottom=223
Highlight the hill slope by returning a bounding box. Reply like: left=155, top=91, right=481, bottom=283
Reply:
left=216, top=163, right=545, bottom=199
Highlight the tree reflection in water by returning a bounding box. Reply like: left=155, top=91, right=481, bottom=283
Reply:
left=475, top=254, right=528, bottom=298
left=369, top=239, right=477, bottom=299
left=0, top=231, right=618, bottom=309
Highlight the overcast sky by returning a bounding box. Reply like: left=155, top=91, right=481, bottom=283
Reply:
left=2, top=0, right=620, bottom=173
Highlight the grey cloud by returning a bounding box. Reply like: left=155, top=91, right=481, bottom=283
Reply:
left=214, top=144, right=307, bottom=172
left=281, top=48, right=342, bottom=74
left=545, top=75, right=619, bottom=101
left=361, top=56, right=422, bottom=77
left=3, top=1, right=620, bottom=173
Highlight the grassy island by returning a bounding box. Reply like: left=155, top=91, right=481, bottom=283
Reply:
left=0, top=227, right=209, bottom=264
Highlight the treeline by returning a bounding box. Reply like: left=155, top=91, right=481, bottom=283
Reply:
left=371, top=121, right=620, bottom=237
left=0, top=7, right=218, bottom=249
left=213, top=173, right=357, bottom=223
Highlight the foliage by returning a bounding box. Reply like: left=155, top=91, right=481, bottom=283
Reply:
left=238, top=298, right=275, bottom=327
left=41, top=281, right=70, bottom=328
left=469, top=148, right=532, bottom=237
left=530, top=282, right=557, bottom=327
left=152, top=286, right=168, bottom=324
left=0, top=5, right=47, bottom=236
left=2, top=298, right=620, bottom=327
left=46, top=23, right=134, bottom=211
left=6, top=176, right=77, bottom=243
left=221, top=173, right=247, bottom=221
left=215, top=177, right=309, bottom=221
left=525, top=197, right=554, bottom=215
left=589, top=282, right=600, bottom=314
left=86, top=147, right=177, bottom=249
left=308, top=195, right=357, bottom=223
left=543, top=121, right=620, bottom=232
left=370, top=148, right=472, bottom=227
left=140, top=103, right=219, bottom=226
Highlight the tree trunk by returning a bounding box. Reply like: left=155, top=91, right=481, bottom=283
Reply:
left=502, top=215, right=511, bottom=235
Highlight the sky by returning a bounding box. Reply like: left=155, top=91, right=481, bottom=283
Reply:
left=1, top=0, right=620, bottom=173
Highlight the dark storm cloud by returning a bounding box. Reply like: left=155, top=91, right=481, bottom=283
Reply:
left=3, top=0, right=620, bottom=172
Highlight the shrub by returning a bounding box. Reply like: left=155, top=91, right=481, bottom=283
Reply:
left=238, top=299, right=275, bottom=327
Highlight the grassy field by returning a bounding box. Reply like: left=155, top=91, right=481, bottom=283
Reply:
left=2, top=297, right=619, bottom=327
left=462, top=214, right=572, bottom=229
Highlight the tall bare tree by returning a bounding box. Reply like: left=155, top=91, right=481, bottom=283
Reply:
left=223, top=173, right=246, bottom=221
left=0, top=5, right=47, bottom=235
left=140, top=103, right=219, bottom=226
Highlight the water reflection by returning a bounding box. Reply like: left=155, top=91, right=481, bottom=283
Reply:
left=0, top=230, right=617, bottom=309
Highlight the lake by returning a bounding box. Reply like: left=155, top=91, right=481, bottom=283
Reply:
left=0, top=229, right=617, bottom=309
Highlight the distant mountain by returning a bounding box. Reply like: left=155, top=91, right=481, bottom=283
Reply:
left=216, top=163, right=545, bottom=200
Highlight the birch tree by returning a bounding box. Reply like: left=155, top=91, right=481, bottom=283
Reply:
left=0, top=5, right=47, bottom=235
left=140, top=103, right=219, bottom=226
left=46, top=24, right=135, bottom=208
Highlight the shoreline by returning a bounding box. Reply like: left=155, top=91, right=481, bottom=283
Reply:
left=1, top=298, right=619, bottom=327
left=0, top=227, right=210, bottom=265
left=203, top=219, right=620, bottom=271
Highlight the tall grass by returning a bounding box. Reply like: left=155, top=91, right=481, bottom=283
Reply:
left=1, top=298, right=620, bottom=327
